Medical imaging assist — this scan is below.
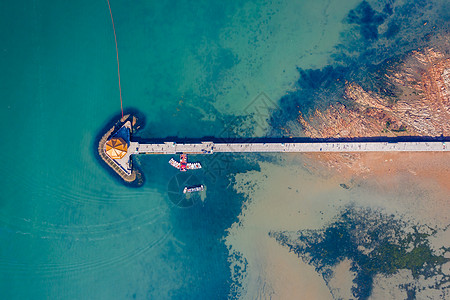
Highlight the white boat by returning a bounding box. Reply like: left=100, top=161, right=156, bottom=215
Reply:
left=183, top=184, right=204, bottom=194
left=168, top=155, right=202, bottom=171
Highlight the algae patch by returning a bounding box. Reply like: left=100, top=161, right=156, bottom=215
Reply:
left=270, top=206, right=450, bottom=299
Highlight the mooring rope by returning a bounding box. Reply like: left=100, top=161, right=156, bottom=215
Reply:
left=106, top=0, right=124, bottom=118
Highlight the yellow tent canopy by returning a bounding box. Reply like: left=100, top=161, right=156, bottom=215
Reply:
left=105, top=137, right=128, bottom=159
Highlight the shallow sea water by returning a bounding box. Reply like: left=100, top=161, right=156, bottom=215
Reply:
left=0, top=0, right=448, bottom=299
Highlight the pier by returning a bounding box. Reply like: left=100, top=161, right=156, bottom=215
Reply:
left=98, top=115, right=449, bottom=183
left=132, top=140, right=448, bottom=155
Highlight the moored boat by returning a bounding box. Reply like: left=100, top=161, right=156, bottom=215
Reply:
left=183, top=184, right=204, bottom=194
left=168, top=154, right=202, bottom=171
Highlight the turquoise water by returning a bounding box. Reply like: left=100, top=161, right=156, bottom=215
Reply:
left=1, top=0, right=448, bottom=299
left=0, top=1, right=338, bottom=298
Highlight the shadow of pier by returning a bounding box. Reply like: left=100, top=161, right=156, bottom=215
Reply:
left=133, top=135, right=450, bottom=144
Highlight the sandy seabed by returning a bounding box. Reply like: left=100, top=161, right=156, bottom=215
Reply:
left=225, top=152, right=450, bottom=299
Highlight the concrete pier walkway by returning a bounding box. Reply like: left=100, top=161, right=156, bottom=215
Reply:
left=132, top=141, right=448, bottom=154
left=100, top=115, right=449, bottom=184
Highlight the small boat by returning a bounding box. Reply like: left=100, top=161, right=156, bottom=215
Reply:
left=180, top=154, right=187, bottom=171
left=169, top=158, right=181, bottom=169
left=183, top=184, right=204, bottom=194
left=186, top=162, right=202, bottom=170
left=168, top=154, right=202, bottom=171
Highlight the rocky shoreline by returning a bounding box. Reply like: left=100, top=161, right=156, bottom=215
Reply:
left=297, top=47, right=450, bottom=139
left=291, top=44, right=450, bottom=176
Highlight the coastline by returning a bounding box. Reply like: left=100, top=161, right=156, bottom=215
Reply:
left=226, top=37, right=450, bottom=298
left=292, top=45, right=450, bottom=193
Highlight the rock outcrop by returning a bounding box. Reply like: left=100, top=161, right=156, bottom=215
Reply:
left=294, top=46, right=450, bottom=177
left=297, top=48, right=450, bottom=139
